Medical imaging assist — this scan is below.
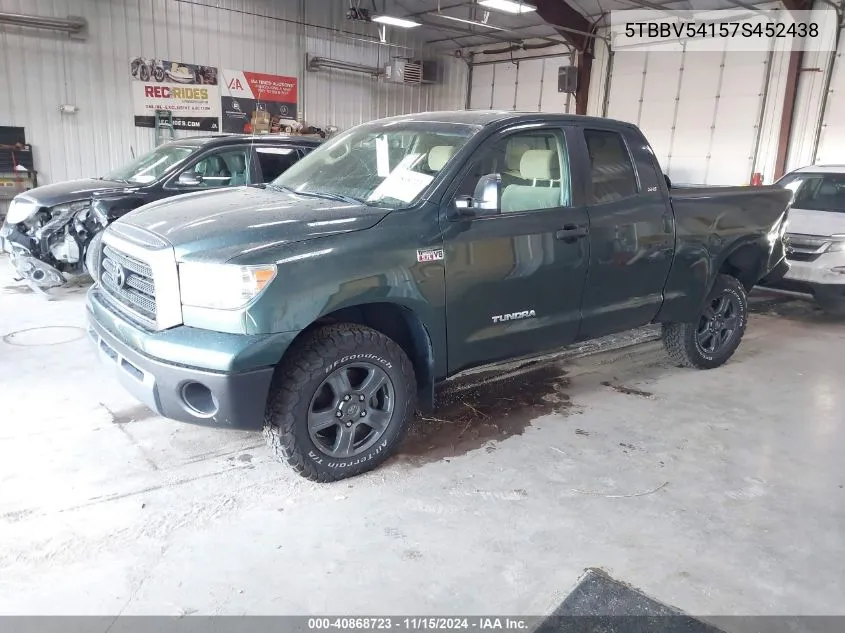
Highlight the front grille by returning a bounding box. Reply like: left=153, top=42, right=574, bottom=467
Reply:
left=785, top=233, right=830, bottom=263
left=100, top=244, right=157, bottom=327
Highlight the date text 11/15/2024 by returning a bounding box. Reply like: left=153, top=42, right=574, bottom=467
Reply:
left=308, top=618, right=529, bottom=630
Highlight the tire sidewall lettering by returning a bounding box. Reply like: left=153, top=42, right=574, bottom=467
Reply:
left=322, top=438, right=390, bottom=470
left=325, top=353, right=393, bottom=375
left=309, top=349, right=401, bottom=468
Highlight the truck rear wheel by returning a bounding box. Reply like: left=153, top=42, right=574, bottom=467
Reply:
left=263, top=323, right=416, bottom=482
left=662, top=274, right=748, bottom=369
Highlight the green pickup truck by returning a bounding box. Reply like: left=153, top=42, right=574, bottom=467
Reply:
left=86, top=111, right=791, bottom=481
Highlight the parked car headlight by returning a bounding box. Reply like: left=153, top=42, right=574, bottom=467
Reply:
left=5, top=197, right=38, bottom=224
left=85, top=229, right=105, bottom=281
left=827, top=234, right=845, bottom=253
left=179, top=262, right=277, bottom=310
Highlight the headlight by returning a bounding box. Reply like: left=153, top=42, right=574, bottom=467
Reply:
left=85, top=229, right=105, bottom=281
left=5, top=197, right=37, bottom=224
left=827, top=234, right=845, bottom=253
left=179, top=262, right=277, bottom=310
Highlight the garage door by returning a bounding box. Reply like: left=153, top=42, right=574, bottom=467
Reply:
left=469, top=56, right=573, bottom=113
left=606, top=45, right=770, bottom=185
left=815, top=39, right=844, bottom=165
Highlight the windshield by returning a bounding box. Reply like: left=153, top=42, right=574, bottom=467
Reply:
left=271, top=120, right=480, bottom=209
left=104, top=145, right=194, bottom=184
left=778, top=172, right=845, bottom=213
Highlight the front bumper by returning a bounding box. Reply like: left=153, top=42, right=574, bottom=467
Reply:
left=781, top=253, right=845, bottom=286
left=87, top=286, right=295, bottom=429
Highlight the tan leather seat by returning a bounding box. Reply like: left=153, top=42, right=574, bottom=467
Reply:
left=501, top=149, right=562, bottom=213
left=427, top=146, right=455, bottom=172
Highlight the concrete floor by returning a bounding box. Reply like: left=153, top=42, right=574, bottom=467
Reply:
left=1, top=261, right=844, bottom=617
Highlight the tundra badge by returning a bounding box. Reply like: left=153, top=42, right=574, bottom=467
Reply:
left=492, top=310, right=536, bottom=323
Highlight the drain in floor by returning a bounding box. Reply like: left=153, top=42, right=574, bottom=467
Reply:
left=3, top=326, right=87, bottom=346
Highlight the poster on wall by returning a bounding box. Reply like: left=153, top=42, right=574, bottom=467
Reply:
left=130, top=57, right=221, bottom=131
left=220, top=70, right=298, bottom=134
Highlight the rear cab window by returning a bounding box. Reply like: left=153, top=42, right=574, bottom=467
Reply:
left=583, top=129, right=639, bottom=204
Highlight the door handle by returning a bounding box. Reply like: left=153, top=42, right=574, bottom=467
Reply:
left=556, top=224, right=588, bottom=241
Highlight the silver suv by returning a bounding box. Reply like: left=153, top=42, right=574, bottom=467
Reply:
left=767, top=166, right=845, bottom=314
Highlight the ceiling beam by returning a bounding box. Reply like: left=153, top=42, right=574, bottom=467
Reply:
left=534, top=0, right=594, bottom=52
left=780, top=0, right=813, bottom=10
left=533, top=0, right=599, bottom=115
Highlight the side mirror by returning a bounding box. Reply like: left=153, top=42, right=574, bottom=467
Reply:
left=453, top=173, right=501, bottom=217
left=177, top=172, right=203, bottom=187
left=664, top=174, right=672, bottom=190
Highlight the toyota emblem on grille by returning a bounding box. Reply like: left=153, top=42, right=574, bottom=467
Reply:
left=114, top=265, right=127, bottom=289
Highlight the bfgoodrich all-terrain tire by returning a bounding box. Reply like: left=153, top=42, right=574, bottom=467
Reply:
left=263, top=324, right=416, bottom=482
left=662, top=274, right=748, bottom=369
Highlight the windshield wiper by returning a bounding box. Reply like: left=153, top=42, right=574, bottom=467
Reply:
left=269, top=185, right=364, bottom=205
left=303, top=191, right=364, bottom=205
left=266, top=183, right=292, bottom=193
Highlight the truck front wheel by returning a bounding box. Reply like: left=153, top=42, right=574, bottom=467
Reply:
left=263, top=324, right=416, bottom=481
left=662, top=274, right=748, bottom=369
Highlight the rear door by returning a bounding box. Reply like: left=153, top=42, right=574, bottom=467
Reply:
left=253, top=145, right=303, bottom=182
left=574, top=126, right=674, bottom=339
left=441, top=124, right=590, bottom=374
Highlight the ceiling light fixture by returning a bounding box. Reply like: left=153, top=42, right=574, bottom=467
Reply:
left=479, top=0, right=537, bottom=14
left=372, top=15, right=421, bottom=28
left=432, top=14, right=509, bottom=30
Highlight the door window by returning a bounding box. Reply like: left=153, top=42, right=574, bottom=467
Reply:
left=184, top=148, right=250, bottom=188
left=778, top=173, right=845, bottom=212
left=255, top=146, right=300, bottom=182
left=456, top=129, right=571, bottom=214
left=584, top=129, right=638, bottom=204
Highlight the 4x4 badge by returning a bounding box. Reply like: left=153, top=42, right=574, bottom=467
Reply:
left=417, top=248, right=444, bottom=263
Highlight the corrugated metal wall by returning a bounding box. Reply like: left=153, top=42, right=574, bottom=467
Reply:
left=0, top=0, right=469, bottom=189
left=303, top=1, right=468, bottom=129
left=467, top=45, right=574, bottom=113
left=816, top=38, right=845, bottom=165
left=788, top=19, right=844, bottom=169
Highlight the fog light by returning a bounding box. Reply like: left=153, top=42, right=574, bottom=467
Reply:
left=181, top=382, right=219, bottom=417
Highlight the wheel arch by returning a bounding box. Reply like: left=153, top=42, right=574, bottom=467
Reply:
left=281, top=301, right=437, bottom=412
left=714, top=240, right=767, bottom=292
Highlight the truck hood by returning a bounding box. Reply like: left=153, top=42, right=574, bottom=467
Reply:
left=118, top=186, right=391, bottom=262
left=18, top=178, right=135, bottom=208
left=786, top=207, right=845, bottom=237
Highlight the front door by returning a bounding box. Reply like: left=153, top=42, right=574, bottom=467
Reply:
left=440, top=125, right=590, bottom=374
left=165, top=145, right=254, bottom=193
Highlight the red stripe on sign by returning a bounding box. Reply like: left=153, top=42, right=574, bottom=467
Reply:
left=243, top=71, right=297, bottom=102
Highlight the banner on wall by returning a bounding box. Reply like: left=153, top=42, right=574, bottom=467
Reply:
left=130, top=57, right=221, bottom=131
left=220, top=70, right=298, bottom=133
